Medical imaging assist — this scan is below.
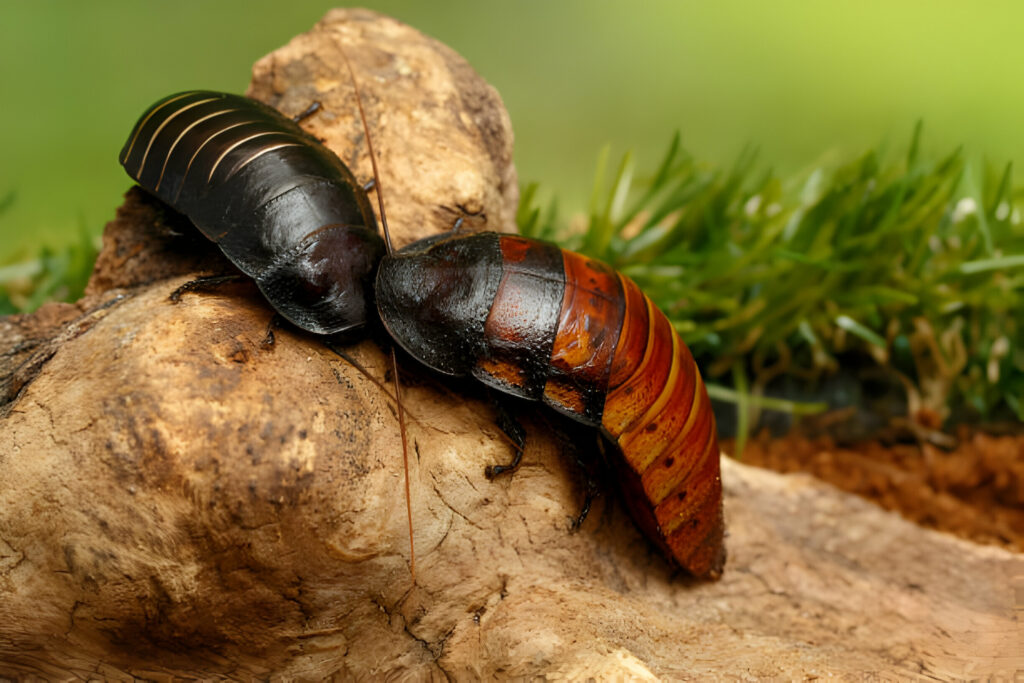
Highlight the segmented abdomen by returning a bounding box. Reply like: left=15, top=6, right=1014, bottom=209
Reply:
left=119, top=90, right=384, bottom=336
left=483, top=235, right=723, bottom=576
left=598, top=272, right=724, bottom=578
left=377, top=232, right=724, bottom=577
left=535, top=242, right=723, bottom=577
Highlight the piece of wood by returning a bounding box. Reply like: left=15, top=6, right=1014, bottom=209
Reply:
left=1, top=9, right=1020, bottom=679
left=244, top=7, right=518, bottom=251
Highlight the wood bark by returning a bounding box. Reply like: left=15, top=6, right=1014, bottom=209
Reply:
left=1, top=9, right=1020, bottom=680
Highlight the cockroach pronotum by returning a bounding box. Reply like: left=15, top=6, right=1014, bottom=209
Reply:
left=119, top=90, right=385, bottom=338
left=376, top=231, right=725, bottom=578
left=118, top=52, right=725, bottom=580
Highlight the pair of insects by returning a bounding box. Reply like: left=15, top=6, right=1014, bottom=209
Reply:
left=118, top=62, right=725, bottom=579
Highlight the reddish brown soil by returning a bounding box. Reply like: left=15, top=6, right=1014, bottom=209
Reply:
left=729, top=426, right=1024, bottom=552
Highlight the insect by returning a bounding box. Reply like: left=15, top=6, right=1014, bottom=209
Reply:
left=119, top=59, right=725, bottom=580
left=118, top=83, right=415, bottom=575
left=376, top=231, right=725, bottom=578
left=119, top=90, right=385, bottom=338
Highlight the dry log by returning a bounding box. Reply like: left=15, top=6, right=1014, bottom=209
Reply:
left=1, top=9, right=1020, bottom=680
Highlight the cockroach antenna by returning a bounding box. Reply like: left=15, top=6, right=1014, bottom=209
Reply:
left=339, top=42, right=416, bottom=583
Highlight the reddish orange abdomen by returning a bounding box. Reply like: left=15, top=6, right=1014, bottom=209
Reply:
left=382, top=233, right=725, bottom=578
left=534, top=248, right=725, bottom=577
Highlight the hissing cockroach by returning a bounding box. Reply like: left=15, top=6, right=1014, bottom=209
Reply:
left=119, top=83, right=417, bottom=577
left=119, top=90, right=385, bottom=337
left=376, top=231, right=725, bottom=578
left=118, top=62, right=725, bottom=580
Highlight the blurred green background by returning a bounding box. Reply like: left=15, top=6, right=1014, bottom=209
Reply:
left=2, top=0, right=1023, bottom=263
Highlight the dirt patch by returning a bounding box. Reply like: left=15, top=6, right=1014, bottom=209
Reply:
left=730, top=425, right=1024, bottom=552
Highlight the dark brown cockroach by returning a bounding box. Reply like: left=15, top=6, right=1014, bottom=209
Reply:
left=375, top=232, right=725, bottom=578
left=118, top=81, right=416, bottom=576
left=119, top=90, right=385, bottom=338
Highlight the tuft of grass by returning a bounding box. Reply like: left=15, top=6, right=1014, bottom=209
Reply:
left=521, top=125, right=1024, bottom=431
left=0, top=195, right=98, bottom=315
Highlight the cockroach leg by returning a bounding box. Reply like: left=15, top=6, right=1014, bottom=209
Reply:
left=168, top=274, right=245, bottom=303
left=261, top=313, right=285, bottom=348
left=291, top=100, right=321, bottom=124
left=485, top=397, right=526, bottom=479
left=565, top=431, right=605, bottom=530
left=570, top=458, right=603, bottom=531
left=570, top=486, right=599, bottom=531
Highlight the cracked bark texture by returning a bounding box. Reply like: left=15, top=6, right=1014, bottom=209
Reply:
left=1, top=9, right=1020, bottom=680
